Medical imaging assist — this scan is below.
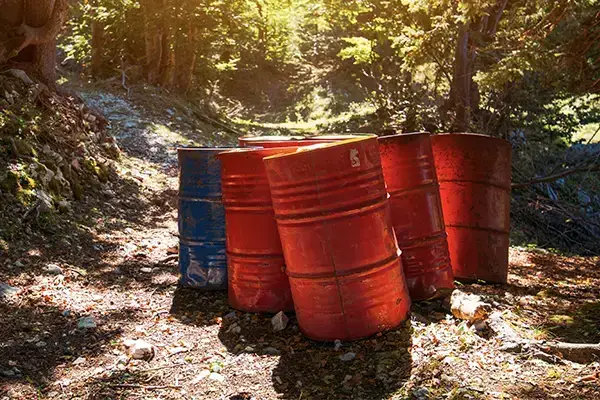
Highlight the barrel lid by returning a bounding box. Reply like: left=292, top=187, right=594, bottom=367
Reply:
left=239, top=135, right=307, bottom=142
left=263, top=136, right=374, bottom=161
left=307, top=134, right=376, bottom=140
left=378, top=132, right=430, bottom=143
left=218, top=146, right=298, bottom=159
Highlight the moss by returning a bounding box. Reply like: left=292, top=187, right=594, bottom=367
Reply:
left=1, top=170, right=20, bottom=193
left=13, top=138, right=36, bottom=157
left=15, top=188, right=36, bottom=206
left=72, top=180, right=84, bottom=200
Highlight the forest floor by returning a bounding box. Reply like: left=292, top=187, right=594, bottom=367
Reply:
left=1, top=83, right=600, bottom=400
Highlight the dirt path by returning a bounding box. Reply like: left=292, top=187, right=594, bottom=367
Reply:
left=1, top=85, right=599, bottom=399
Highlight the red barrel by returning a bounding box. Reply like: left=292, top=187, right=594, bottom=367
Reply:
left=378, top=133, right=454, bottom=300
left=219, top=148, right=297, bottom=312
left=263, top=137, right=411, bottom=341
left=431, top=133, right=512, bottom=283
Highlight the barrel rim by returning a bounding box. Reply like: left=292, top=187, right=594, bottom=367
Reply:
left=218, top=146, right=299, bottom=159
left=378, top=131, right=430, bottom=143
left=306, top=133, right=376, bottom=140
left=263, top=136, right=374, bottom=162
left=239, top=135, right=307, bottom=142
left=431, top=132, right=511, bottom=146
left=177, top=146, right=236, bottom=153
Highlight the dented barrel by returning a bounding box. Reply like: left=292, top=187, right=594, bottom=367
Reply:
left=378, top=133, right=454, bottom=300
left=177, top=148, right=231, bottom=290
left=431, top=133, right=512, bottom=283
left=264, top=137, right=411, bottom=341
left=219, top=148, right=297, bottom=313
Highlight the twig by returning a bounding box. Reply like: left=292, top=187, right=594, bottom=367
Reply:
left=512, top=165, right=600, bottom=188
left=109, top=383, right=182, bottom=390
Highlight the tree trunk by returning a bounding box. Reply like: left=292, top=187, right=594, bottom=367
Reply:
left=172, top=22, right=198, bottom=92
left=450, top=23, right=472, bottom=132
left=90, top=16, right=104, bottom=77
left=0, top=0, right=68, bottom=87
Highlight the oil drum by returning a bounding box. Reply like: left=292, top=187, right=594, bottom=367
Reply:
left=263, top=137, right=411, bottom=341
left=177, top=148, right=231, bottom=290
left=378, top=133, right=454, bottom=300
left=219, top=147, right=297, bottom=313
left=431, top=133, right=512, bottom=283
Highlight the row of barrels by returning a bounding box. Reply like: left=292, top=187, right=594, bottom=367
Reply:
left=177, top=133, right=511, bottom=341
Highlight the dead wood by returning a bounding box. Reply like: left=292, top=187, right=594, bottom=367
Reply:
left=540, top=342, right=600, bottom=364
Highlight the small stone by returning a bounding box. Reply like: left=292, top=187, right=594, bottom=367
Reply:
left=243, top=346, right=255, bottom=352
left=223, top=311, right=237, bottom=320
left=191, top=369, right=211, bottom=383
left=140, top=267, right=152, bottom=273
left=73, top=357, right=86, bottom=365
left=208, top=372, right=225, bottom=382
left=413, top=387, right=430, bottom=400
left=0, top=370, right=15, bottom=378
left=271, top=311, right=289, bottom=332
left=123, top=339, right=154, bottom=360
left=8, top=361, right=16, bottom=367
left=227, top=323, right=241, bottom=334
left=263, top=347, right=280, bottom=355
left=78, top=316, right=97, bottom=329
left=339, top=352, right=356, bottom=362
left=44, top=263, right=63, bottom=275
left=334, top=339, right=342, bottom=351
left=499, top=341, right=522, bottom=353
left=0, top=283, right=18, bottom=300
left=57, top=200, right=71, bottom=213
left=13, top=261, right=24, bottom=268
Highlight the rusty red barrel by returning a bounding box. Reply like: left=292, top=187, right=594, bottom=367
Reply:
left=378, top=133, right=454, bottom=300
left=263, top=137, right=411, bottom=341
left=431, top=133, right=512, bottom=283
left=219, top=148, right=297, bottom=313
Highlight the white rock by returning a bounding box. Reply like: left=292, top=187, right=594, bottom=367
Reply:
left=123, top=339, right=154, bottom=360
left=77, top=316, right=97, bottom=329
left=0, top=283, right=18, bottom=300
left=271, top=311, right=289, bottom=332
left=35, top=341, right=47, bottom=348
left=334, top=339, right=342, bottom=351
left=73, top=357, right=86, bottom=365
left=339, top=352, right=356, bottom=362
left=44, top=263, right=63, bottom=275
left=208, top=372, right=225, bottom=382
left=140, top=267, right=152, bottom=273
left=191, top=369, right=211, bottom=383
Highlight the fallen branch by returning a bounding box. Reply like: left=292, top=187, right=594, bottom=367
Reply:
left=541, top=342, right=600, bottom=364
left=512, top=165, right=600, bottom=188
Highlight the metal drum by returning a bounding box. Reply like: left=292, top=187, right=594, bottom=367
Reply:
left=219, top=148, right=297, bottom=313
left=177, top=148, right=231, bottom=290
left=431, top=133, right=512, bottom=283
left=263, top=137, right=411, bottom=341
left=378, top=133, right=454, bottom=300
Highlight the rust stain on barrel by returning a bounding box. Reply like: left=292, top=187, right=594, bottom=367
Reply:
left=263, top=137, right=411, bottom=341
left=378, top=132, right=454, bottom=300
left=219, top=148, right=297, bottom=313
left=431, top=133, right=512, bottom=283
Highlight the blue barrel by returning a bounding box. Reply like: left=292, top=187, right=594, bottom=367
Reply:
left=178, top=148, right=232, bottom=290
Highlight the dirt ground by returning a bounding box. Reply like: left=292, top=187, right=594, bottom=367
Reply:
left=1, top=84, right=599, bottom=400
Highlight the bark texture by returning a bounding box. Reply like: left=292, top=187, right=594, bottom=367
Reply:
left=0, top=0, right=68, bottom=86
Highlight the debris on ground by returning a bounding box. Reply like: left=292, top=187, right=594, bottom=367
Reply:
left=271, top=311, right=289, bottom=332
left=123, top=339, right=155, bottom=360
